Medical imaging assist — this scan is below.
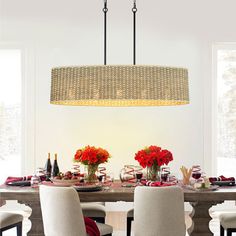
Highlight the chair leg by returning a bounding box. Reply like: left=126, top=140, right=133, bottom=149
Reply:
left=16, top=222, right=23, bottom=236
left=220, top=225, right=224, bottom=236
left=92, top=217, right=105, bottom=223
left=227, top=229, right=232, bottom=236
left=127, top=217, right=133, bottom=236
left=0, top=221, right=22, bottom=236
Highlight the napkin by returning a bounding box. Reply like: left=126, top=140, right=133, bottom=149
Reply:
left=209, top=175, right=235, bottom=183
left=142, top=180, right=175, bottom=187
left=84, top=217, right=100, bottom=236
left=4, top=175, right=46, bottom=185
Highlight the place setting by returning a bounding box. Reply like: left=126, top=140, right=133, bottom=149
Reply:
left=178, top=165, right=235, bottom=192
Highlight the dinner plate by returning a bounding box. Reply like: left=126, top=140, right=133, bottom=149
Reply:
left=73, top=185, right=103, bottom=192
left=211, top=180, right=235, bottom=186
left=195, top=185, right=219, bottom=191
left=183, top=184, right=219, bottom=191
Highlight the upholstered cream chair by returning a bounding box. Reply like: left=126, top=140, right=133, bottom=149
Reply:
left=39, top=185, right=113, bottom=236
left=219, top=212, right=236, bottom=236
left=81, top=202, right=106, bottom=223
left=0, top=212, right=23, bottom=236
left=133, top=186, right=185, bottom=236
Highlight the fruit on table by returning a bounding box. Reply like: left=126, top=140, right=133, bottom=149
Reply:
left=54, top=171, right=80, bottom=180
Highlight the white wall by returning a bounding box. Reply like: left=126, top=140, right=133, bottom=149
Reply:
left=1, top=0, right=236, bottom=178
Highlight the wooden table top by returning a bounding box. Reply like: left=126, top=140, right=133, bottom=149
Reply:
left=1, top=182, right=236, bottom=203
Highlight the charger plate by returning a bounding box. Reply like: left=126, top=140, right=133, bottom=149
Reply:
left=7, top=181, right=31, bottom=187
left=73, top=185, right=103, bottom=192
left=211, top=181, right=235, bottom=186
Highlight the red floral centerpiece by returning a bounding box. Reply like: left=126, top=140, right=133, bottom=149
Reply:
left=134, top=145, right=173, bottom=181
left=74, top=146, right=111, bottom=183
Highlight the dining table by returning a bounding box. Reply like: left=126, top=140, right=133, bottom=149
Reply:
left=1, top=182, right=236, bottom=236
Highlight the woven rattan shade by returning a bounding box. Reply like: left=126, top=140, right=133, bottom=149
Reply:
left=50, top=65, right=189, bottom=106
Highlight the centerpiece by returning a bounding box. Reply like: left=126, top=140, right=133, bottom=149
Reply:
left=134, top=145, right=173, bottom=181
left=74, top=146, right=111, bottom=183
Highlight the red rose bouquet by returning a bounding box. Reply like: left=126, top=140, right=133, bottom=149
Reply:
left=74, top=146, right=110, bottom=165
left=134, top=145, right=173, bottom=181
left=74, top=146, right=110, bottom=183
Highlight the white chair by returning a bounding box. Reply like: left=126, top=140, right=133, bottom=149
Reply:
left=219, top=212, right=236, bottom=236
left=81, top=202, right=106, bottom=223
left=134, top=186, right=185, bottom=236
left=0, top=212, right=23, bottom=236
left=39, top=185, right=113, bottom=236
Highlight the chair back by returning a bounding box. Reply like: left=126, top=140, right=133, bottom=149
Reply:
left=134, top=186, right=185, bottom=236
left=39, top=185, right=87, bottom=236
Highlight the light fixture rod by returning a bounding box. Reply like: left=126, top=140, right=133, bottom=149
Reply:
left=132, top=0, right=137, bottom=65
left=103, top=0, right=108, bottom=65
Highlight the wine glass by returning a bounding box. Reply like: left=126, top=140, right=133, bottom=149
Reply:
left=135, top=170, right=143, bottom=185
left=97, top=175, right=104, bottom=183
left=106, top=172, right=114, bottom=184
left=160, top=167, right=170, bottom=182
left=192, top=172, right=201, bottom=182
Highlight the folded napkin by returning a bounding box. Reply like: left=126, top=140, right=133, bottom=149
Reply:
left=141, top=180, right=175, bottom=187
left=84, top=217, right=100, bottom=236
left=5, top=175, right=46, bottom=185
left=209, top=175, right=235, bottom=183
left=5, top=176, right=32, bottom=184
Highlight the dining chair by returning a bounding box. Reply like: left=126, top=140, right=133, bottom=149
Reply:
left=126, top=209, right=133, bottom=236
left=133, top=186, right=186, bottom=236
left=81, top=202, right=106, bottom=223
left=219, top=212, right=236, bottom=236
left=0, top=212, right=23, bottom=236
left=39, top=185, right=113, bottom=236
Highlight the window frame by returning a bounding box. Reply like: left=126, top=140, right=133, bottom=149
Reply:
left=0, top=43, right=36, bottom=176
left=211, top=43, right=236, bottom=176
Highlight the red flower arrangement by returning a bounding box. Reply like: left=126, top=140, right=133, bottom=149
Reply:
left=134, top=145, right=173, bottom=168
left=74, top=145, right=110, bottom=165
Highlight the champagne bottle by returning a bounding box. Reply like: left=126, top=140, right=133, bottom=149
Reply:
left=51, top=153, right=60, bottom=178
left=45, top=153, right=52, bottom=181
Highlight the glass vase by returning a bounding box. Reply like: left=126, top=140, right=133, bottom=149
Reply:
left=85, top=164, right=99, bottom=184
left=146, top=163, right=161, bottom=181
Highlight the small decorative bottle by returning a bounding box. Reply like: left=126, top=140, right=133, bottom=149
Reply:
left=51, top=153, right=60, bottom=178
left=44, top=153, right=52, bottom=181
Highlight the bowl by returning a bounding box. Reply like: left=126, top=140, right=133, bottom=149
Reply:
left=52, top=178, right=80, bottom=186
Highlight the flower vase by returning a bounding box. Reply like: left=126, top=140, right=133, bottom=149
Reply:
left=86, top=164, right=99, bottom=183
left=147, top=163, right=161, bottom=181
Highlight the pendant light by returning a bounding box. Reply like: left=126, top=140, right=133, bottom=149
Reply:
left=50, top=0, right=189, bottom=107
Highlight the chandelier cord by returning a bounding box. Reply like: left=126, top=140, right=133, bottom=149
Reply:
left=132, top=0, right=137, bottom=65
left=103, top=0, right=108, bottom=65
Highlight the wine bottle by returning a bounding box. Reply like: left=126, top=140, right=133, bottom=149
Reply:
left=45, top=153, right=52, bottom=181
left=51, top=153, right=60, bottom=178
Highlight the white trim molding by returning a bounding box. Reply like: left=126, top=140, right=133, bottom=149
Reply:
left=207, top=42, right=236, bottom=176
left=0, top=42, right=36, bottom=175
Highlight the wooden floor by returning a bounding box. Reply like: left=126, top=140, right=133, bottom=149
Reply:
left=106, top=211, right=224, bottom=236
left=0, top=211, right=229, bottom=236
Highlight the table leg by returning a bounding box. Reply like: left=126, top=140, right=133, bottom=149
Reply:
left=188, top=201, right=222, bottom=236
left=19, top=201, right=44, bottom=236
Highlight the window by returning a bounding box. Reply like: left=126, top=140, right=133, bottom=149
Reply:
left=0, top=49, right=22, bottom=183
left=215, top=45, right=236, bottom=176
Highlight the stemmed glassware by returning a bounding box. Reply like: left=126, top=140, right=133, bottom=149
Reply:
left=135, top=170, right=143, bottom=186
left=192, top=172, right=201, bottom=182
left=160, top=166, right=170, bottom=182
left=191, top=165, right=202, bottom=184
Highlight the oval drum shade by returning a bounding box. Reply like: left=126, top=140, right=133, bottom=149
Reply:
left=50, top=65, right=189, bottom=106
